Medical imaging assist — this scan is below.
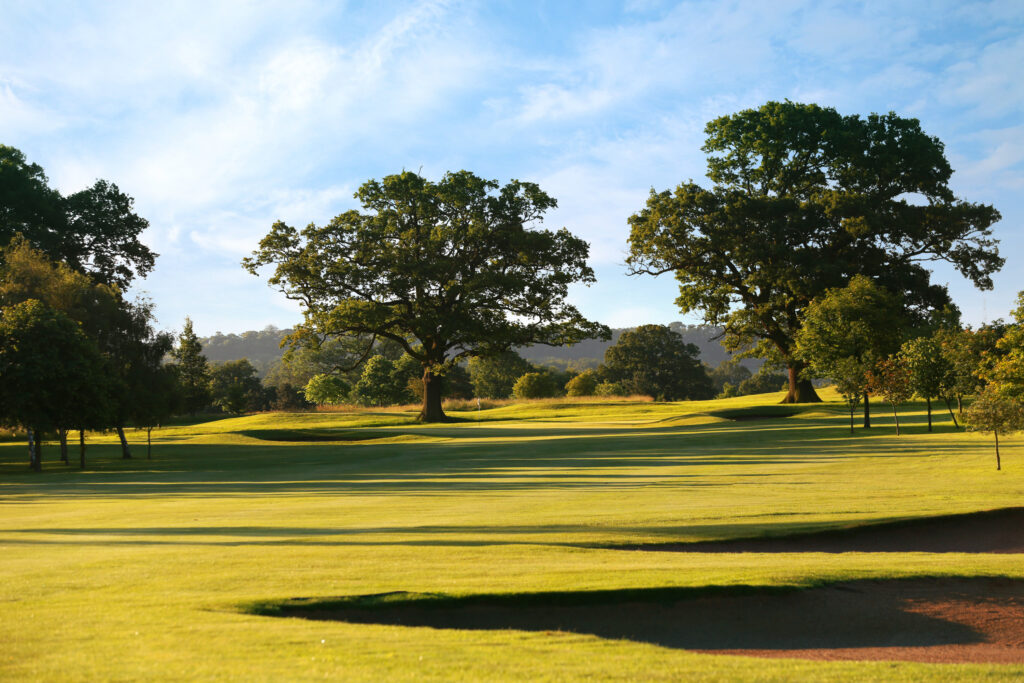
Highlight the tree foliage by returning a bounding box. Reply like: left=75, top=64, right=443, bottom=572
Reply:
left=468, top=350, right=534, bottom=399
left=171, top=318, right=211, bottom=414
left=1, top=145, right=155, bottom=288
left=600, top=324, right=714, bottom=400
left=866, top=356, right=914, bottom=435
left=627, top=101, right=1001, bottom=403
left=0, top=300, right=107, bottom=470
left=210, top=359, right=264, bottom=414
left=245, top=170, right=607, bottom=421
left=512, top=372, right=559, bottom=399
left=303, top=373, right=350, bottom=406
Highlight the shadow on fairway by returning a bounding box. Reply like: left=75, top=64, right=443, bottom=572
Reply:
left=612, top=507, right=1024, bottom=554
left=246, top=578, right=1024, bottom=657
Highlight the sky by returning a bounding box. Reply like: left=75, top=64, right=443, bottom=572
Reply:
left=1, top=0, right=1022, bottom=336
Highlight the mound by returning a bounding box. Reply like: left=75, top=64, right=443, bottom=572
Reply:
left=624, top=507, right=1024, bottom=554
left=257, top=578, right=1024, bottom=663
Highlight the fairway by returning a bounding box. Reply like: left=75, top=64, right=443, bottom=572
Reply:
left=2, top=391, right=1023, bottom=680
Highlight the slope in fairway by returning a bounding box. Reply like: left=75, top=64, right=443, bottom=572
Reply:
left=1, top=391, right=1023, bottom=680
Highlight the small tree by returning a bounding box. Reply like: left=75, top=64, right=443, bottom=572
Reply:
left=566, top=370, right=598, bottom=397
left=172, top=318, right=211, bottom=414
left=830, top=357, right=866, bottom=434
left=901, top=336, right=954, bottom=431
left=512, top=372, right=558, bottom=399
left=303, top=373, right=350, bottom=407
left=964, top=388, right=1024, bottom=470
left=352, top=356, right=400, bottom=407
left=468, top=350, right=534, bottom=399
left=795, top=275, right=907, bottom=428
left=210, top=359, right=264, bottom=414
left=866, top=356, right=913, bottom=435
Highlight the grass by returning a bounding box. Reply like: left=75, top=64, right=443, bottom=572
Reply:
left=0, top=388, right=1022, bottom=680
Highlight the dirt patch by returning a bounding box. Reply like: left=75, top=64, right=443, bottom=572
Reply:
left=264, top=578, right=1024, bottom=663
left=622, top=507, right=1024, bottom=554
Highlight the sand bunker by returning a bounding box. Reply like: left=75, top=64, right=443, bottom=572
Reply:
left=626, top=507, right=1024, bottom=554
left=272, top=578, right=1024, bottom=663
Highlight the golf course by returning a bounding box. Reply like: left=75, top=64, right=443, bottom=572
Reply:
left=2, top=390, right=1022, bottom=680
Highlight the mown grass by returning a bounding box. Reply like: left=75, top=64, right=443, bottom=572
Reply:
left=1, top=389, right=1022, bottom=680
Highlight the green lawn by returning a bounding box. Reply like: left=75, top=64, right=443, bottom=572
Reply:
left=1, top=390, right=1022, bottom=680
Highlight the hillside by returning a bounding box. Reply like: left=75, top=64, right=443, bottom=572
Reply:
left=199, top=323, right=762, bottom=373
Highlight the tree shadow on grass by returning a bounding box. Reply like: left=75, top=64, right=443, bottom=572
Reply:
left=245, top=578, right=1024, bottom=655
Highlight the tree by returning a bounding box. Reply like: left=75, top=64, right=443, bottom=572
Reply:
left=964, top=387, right=1024, bottom=471
left=600, top=324, right=714, bottom=400
left=0, top=145, right=155, bottom=288
left=736, top=371, right=788, bottom=396
left=795, top=276, right=908, bottom=427
left=708, top=359, right=752, bottom=394
left=468, top=350, right=534, bottom=399
left=901, top=336, right=954, bottom=431
left=566, top=370, right=598, bottom=397
left=352, top=355, right=400, bottom=407
left=512, top=372, right=558, bottom=399
left=0, top=300, right=106, bottom=471
left=303, top=373, right=350, bottom=406
left=244, top=170, right=607, bottom=422
left=935, top=325, right=1002, bottom=415
left=171, top=318, right=211, bottom=414
left=210, top=359, right=264, bottom=415
left=627, top=101, right=1002, bottom=403
left=866, top=356, right=913, bottom=436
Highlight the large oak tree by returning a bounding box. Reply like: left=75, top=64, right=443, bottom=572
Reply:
left=627, top=101, right=1002, bottom=403
left=245, top=170, right=607, bottom=422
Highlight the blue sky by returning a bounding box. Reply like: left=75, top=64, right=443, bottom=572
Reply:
left=2, top=0, right=1021, bottom=336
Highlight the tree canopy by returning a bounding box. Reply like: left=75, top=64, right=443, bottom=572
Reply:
left=600, top=324, right=714, bottom=401
left=627, top=101, right=1002, bottom=403
left=245, top=170, right=608, bottom=421
left=1, top=145, right=155, bottom=288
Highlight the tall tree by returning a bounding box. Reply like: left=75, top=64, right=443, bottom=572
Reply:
left=171, top=318, right=211, bottom=414
left=245, top=170, right=607, bottom=421
left=627, top=101, right=1002, bottom=403
left=600, top=324, right=715, bottom=400
left=0, top=145, right=155, bottom=288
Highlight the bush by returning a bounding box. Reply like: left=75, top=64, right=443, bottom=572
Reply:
left=565, top=370, right=598, bottom=397
left=594, top=381, right=626, bottom=397
left=512, top=372, right=558, bottom=399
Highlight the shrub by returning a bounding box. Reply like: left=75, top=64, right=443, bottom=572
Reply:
left=565, top=370, right=598, bottom=397
left=512, top=372, right=558, bottom=399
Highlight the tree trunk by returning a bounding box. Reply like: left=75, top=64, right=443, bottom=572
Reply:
left=863, top=392, right=871, bottom=428
left=79, top=429, right=86, bottom=469
left=957, top=395, right=963, bottom=414
left=891, top=403, right=901, bottom=436
left=925, top=397, right=932, bottom=432
left=147, top=427, right=152, bottom=460
left=944, top=398, right=959, bottom=429
left=419, top=368, right=448, bottom=423
left=849, top=402, right=855, bottom=434
left=994, top=430, right=1001, bottom=471
left=28, top=429, right=41, bottom=472
left=116, top=426, right=132, bottom=459
left=59, top=428, right=68, bottom=463
left=780, top=363, right=821, bottom=403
